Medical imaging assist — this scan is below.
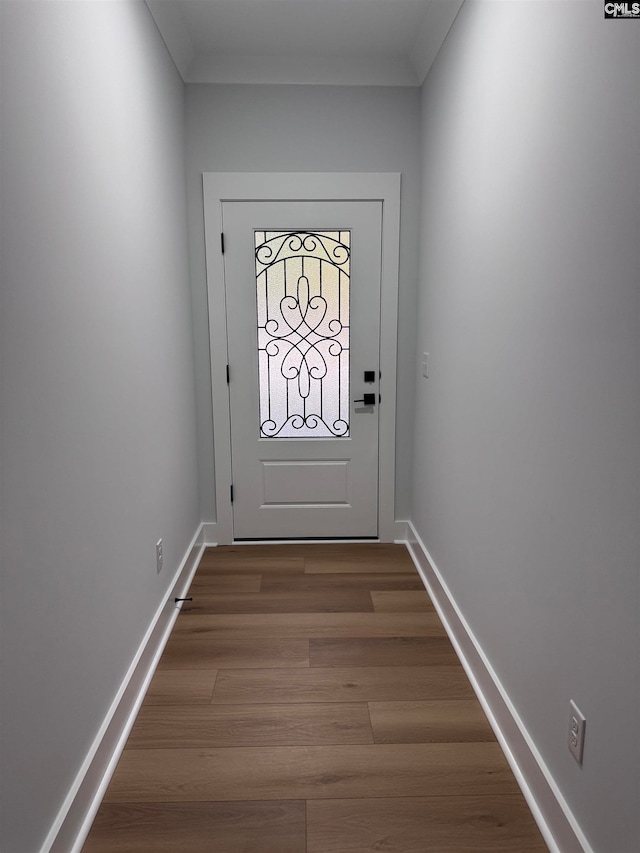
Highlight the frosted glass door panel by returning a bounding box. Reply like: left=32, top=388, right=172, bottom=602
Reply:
left=256, top=230, right=350, bottom=438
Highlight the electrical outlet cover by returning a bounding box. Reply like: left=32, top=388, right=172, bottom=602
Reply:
left=421, top=353, right=429, bottom=378
left=568, top=700, right=586, bottom=765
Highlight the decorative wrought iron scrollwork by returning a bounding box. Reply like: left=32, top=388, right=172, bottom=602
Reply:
left=255, top=231, right=350, bottom=274
left=255, top=230, right=350, bottom=438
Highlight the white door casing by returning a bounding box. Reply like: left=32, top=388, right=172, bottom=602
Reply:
left=203, top=173, right=400, bottom=544
left=224, top=200, right=381, bottom=539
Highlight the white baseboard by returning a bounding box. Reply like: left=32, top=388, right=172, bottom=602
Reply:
left=404, top=521, right=591, bottom=853
left=43, top=525, right=206, bottom=853
left=393, top=519, right=409, bottom=542
left=198, top=521, right=218, bottom=546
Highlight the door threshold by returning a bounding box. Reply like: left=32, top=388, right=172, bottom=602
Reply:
left=232, top=536, right=379, bottom=543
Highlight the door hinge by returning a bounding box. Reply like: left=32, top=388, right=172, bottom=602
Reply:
left=221, top=232, right=225, bottom=254
left=230, top=484, right=234, bottom=503
left=226, top=364, right=230, bottom=384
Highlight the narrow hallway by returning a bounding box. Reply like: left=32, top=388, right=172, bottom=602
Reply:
left=83, top=544, right=546, bottom=852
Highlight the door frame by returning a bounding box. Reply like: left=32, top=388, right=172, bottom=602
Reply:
left=203, top=172, right=401, bottom=544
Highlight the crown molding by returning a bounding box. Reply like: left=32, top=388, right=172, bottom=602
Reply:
left=409, top=0, right=465, bottom=85
left=188, top=53, right=419, bottom=86
left=145, top=0, right=465, bottom=87
left=145, top=0, right=196, bottom=80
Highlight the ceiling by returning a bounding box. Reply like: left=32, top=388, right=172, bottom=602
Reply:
left=145, top=0, right=465, bottom=86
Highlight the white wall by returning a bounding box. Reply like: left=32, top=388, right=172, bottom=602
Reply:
left=0, top=3, right=199, bottom=851
left=413, top=2, right=639, bottom=851
left=185, top=83, right=421, bottom=525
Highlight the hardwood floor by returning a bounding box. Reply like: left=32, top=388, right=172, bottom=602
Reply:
left=82, top=543, right=548, bottom=852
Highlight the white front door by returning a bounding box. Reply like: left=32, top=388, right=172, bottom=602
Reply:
left=223, top=200, right=382, bottom=539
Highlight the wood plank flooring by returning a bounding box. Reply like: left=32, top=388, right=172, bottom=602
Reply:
left=82, top=543, right=548, bottom=852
